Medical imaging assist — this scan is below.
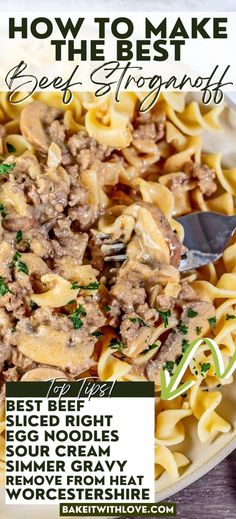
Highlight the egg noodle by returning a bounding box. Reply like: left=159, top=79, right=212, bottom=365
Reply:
left=0, top=90, right=235, bottom=483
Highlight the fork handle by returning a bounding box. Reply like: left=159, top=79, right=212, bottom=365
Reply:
left=227, top=214, right=236, bottom=228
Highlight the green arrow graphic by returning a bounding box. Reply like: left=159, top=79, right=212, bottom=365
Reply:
left=160, top=337, right=236, bottom=400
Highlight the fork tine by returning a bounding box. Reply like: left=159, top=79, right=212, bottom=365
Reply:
left=179, top=250, right=220, bottom=272
left=104, top=254, right=128, bottom=262
left=92, top=231, right=111, bottom=240
left=101, top=242, right=126, bottom=252
left=100, top=211, right=236, bottom=271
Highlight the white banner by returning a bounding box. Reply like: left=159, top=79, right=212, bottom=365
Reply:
left=0, top=12, right=236, bottom=104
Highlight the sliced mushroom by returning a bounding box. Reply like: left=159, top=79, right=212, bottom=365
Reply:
left=21, top=367, right=67, bottom=381
left=136, top=202, right=182, bottom=267
left=20, top=101, right=60, bottom=154
left=15, top=324, right=94, bottom=372
left=124, top=202, right=182, bottom=268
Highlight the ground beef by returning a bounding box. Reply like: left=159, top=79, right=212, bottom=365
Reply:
left=3, top=280, right=30, bottom=319
left=111, top=262, right=147, bottom=312
left=135, top=303, right=159, bottom=325
left=0, top=308, right=14, bottom=337
left=69, top=184, right=88, bottom=207
left=2, top=367, right=19, bottom=382
left=2, top=216, right=37, bottom=233
left=7, top=154, right=41, bottom=178
left=104, top=298, right=121, bottom=327
left=166, top=172, right=196, bottom=192
left=36, top=176, right=70, bottom=221
left=48, top=120, right=66, bottom=148
left=48, top=120, right=73, bottom=166
left=154, top=294, right=176, bottom=312
left=178, top=282, right=200, bottom=303
left=52, top=218, right=88, bottom=264
left=166, top=162, right=217, bottom=197
left=120, top=314, right=142, bottom=347
left=133, top=122, right=165, bottom=142
left=23, top=228, right=53, bottom=258
left=111, top=260, right=171, bottom=312
left=68, top=204, right=96, bottom=231
left=184, top=161, right=217, bottom=196
left=67, top=132, right=113, bottom=168
left=0, top=343, right=11, bottom=370
left=120, top=309, right=160, bottom=357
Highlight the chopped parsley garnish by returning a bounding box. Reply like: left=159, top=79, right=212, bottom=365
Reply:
left=159, top=309, right=171, bottom=328
left=109, top=338, right=126, bottom=354
left=196, top=326, right=202, bottom=335
left=76, top=304, right=87, bottom=317
left=0, top=276, right=10, bottom=297
left=0, top=204, right=6, bottom=217
left=141, top=343, right=158, bottom=355
left=0, top=163, right=15, bottom=175
left=200, top=362, right=211, bottom=374
left=18, top=260, right=29, bottom=275
left=12, top=251, right=28, bottom=274
left=16, top=230, right=23, bottom=243
left=104, top=305, right=111, bottom=312
left=13, top=251, right=21, bottom=262
left=226, top=313, right=236, bottom=320
left=163, top=360, right=175, bottom=376
left=178, top=321, right=188, bottom=334
left=29, top=300, right=38, bottom=310
left=70, top=314, right=83, bottom=329
left=70, top=312, right=82, bottom=329
left=71, top=282, right=79, bottom=290
left=92, top=330, right=103, bottom=338
left=11, top=327, right=16, bottom=334
left=129, top=317, right=147, bottom=327
left=69, top=304, right=86, bottom=329
left=182, top=339, right=190, bottom=353
left=6, top=143, right=16, bottom=153
left=187, top=307, right=198, bottom=318
left=208, top=317, right=216, bottom=328
left=71, top=281, right=99, bottom=290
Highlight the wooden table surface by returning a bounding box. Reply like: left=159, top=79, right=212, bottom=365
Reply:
left=168, top=449, right=236, bottom=518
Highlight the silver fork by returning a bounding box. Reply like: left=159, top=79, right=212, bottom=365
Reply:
left=99, top=212, right=236, bottom=271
